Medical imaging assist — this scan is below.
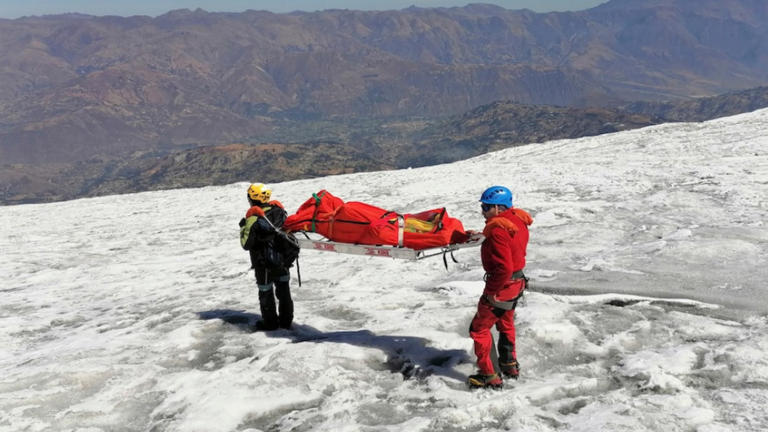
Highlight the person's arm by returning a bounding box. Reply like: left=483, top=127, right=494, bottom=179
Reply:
left=270, top=207, right=287, bottom=229
left=252, top=216, right=277, bottom=242
left=483, top=228, right=515, bottom=294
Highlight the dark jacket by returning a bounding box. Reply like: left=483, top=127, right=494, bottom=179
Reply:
left=240, top=201, right=288, bottom=269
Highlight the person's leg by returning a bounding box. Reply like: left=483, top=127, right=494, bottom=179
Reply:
left=469, top=300, right=500, bottom=375
left=468, top=301, right=503, bottom=388
left=274, top=269, right=293, bottom=329
left=256, top=267, right=278, bottom=330
left=496, top=309, right=519, bottom=378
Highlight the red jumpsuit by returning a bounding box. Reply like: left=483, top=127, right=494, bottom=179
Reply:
left=470, top=207, right=533, bottom=375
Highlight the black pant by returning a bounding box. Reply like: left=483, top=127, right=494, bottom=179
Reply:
left=256, top=266, right=293, bottom=329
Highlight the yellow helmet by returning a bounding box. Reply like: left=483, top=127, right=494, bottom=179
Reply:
left=247, top=183, right=271, bottom=204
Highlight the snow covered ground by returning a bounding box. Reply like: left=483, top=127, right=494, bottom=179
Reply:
left=1, top=109, right=767, bottom=431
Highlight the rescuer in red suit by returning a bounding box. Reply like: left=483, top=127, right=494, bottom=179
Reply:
left=467, top=185, right=533, bottom=389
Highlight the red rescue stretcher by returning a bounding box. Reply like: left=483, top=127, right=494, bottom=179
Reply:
left=284, top=190, right=483, bottom=264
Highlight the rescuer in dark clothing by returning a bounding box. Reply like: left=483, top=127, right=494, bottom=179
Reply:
left=239, top=183, right=293, bottom=330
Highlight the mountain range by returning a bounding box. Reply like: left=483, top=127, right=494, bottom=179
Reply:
left=1, top=0, right=768, bottom=204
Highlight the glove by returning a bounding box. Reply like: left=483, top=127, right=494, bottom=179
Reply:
left=239, top=218, right=246, bottom=227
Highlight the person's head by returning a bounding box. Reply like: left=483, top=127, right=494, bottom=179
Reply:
left=247, top=183, right=272, bottom=206
left=480, top=185, right=512, bottom=219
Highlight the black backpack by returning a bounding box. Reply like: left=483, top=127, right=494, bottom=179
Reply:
left=264, top=230, right=300, bottom=270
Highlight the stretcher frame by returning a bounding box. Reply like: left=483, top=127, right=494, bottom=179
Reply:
left=296, top=232, right=484, bottom=265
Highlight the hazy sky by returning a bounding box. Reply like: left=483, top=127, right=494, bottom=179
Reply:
left=0, top=1, right=608, bottom=19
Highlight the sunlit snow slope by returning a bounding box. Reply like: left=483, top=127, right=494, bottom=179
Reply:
left=1, top=109, right=767, bottom=431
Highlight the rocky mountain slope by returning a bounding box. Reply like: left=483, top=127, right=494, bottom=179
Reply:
left=1, top=0, right=768, bottom=166
left=622, top=86, right=768, bottom=122
left=401, top=103, right=657, bottom=166
left=5, top=86, right=768, bottom=205
left=2, top=0, right=768, bottom=204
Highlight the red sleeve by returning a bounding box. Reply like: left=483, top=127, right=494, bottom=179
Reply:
left=483, top=227, right=515, bottom=294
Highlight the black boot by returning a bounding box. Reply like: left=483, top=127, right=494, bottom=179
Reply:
left=499, top=359, right=520, bottom=379
left=467, top=372, right=503, bottom=389
left=253, top=320, right=278, bottom=331
left=275, top=280, right=293, bottom=329
left=257, top=287, right=279, bottom=330
left=498, top=333, right=518, bottom=379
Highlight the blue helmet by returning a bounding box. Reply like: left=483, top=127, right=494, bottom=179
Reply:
left=480, top=185, right=513, bottom=208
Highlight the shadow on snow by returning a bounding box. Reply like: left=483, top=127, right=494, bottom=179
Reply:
left=197, top=309, right=470, bottom=381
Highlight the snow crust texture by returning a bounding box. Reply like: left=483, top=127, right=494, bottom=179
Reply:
left=1, top=109, right=767, bottom=431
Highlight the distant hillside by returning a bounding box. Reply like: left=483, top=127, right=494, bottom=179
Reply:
left=0, top=142, right=388, bottom=204
left=409, top=86, right=768, bottom=167
left=72, top=143, right=389, bottom=200
left=622, top=86, right=768, bottom=122
left=6, top=86, right=768, bottom=205
left=400, top=103, right=657, bottom=167
left=1, top=0, right=768, bottom=167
